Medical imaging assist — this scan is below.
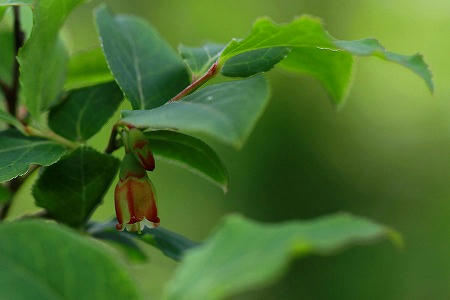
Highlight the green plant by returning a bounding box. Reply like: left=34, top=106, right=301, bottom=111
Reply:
left=0, top=1, right=432, bottom=299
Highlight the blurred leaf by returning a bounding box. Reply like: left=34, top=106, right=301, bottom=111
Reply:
left=49, top=82, right=123, bottom=142
left=219, top=16, right=433, bottom=104
left=166, top=213, right=400, bottom=300
left=64, top=48, right=113, bottom=90
left=279, top=47, right=354, bottom=104
left=33, top=147, right=119, bottom=227
left=17, top=0, right=84, bottom=119
left=0, top=30, right=14, bottom=86
left=0, top=129, right=66, bottom=182
left=0, top=220, right=140, bottom=300
left=145, top=130, right=228, bottom=192
left=179, top=43, right=224, bottom=79
left=0, top=109, right=23, bottom=129
left=89, top=220, right=199, bottom=261
left=95, top=5, right=190, bottom=109
left=122, top=75, right=270, bottom=149
left=0, top=1, right=33, bottom=5
left=0, top=7, right=6, bottom=21
left=0, top=185, right=11, bottom=204
left=222, top=47, right=290, bottom=77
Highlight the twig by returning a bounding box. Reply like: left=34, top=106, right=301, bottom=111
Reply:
left=167, top=61, right=219, bottom=102
left=6, top=6, right=25, bottom=116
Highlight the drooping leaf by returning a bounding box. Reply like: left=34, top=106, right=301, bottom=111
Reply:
left=17, top=0, right=84, bottom=119
left=0, top=109, right=23, bottom=129
left=95, top=5, right=190, bottom=109
left=0, top=185, right=11, bottom=204
left=0, top=30, right=14, bottom=86
left=0, top=129, right=66, bottom=182
left=178, top=43, right=224, bottom=79
left=122, top=75, right=270, bottom=149
left=88, top=219, right=199, bottom=261
left=279, top=47, right=354, bottom=104
left=167, top=213, right=401, bottom=300
left=145, top=130, right=228, bottom=192
left=64, top=48, right=113, bottom=90
left=334, top=38, right=433, bottom=92
left=33, top=147, right=119, bottom=227
left=0, top=220, right=140, bottom=300
left=48, top=82, right=123, bottom=142
left=218, top=16, right=433, bottom=104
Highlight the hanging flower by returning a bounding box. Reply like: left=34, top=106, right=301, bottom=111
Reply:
left=114, top=153, right=159, bottom=232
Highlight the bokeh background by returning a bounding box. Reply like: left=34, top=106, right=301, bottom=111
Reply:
left=6, top=0, right=450, bottom=299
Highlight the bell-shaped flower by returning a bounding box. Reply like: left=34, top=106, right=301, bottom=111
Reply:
left=114, top=153, right=159, bottom=232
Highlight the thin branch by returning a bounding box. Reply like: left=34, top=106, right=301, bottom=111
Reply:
left=6, top=6, right=25, bottom=116
left=168, top=61, right=219, bottom=103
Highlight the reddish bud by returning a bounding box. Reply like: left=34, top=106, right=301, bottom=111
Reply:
left=127, top=128, right=155, bottom=171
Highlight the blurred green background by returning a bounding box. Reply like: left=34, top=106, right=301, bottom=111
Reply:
left=6, top=0, right=450, bottom=299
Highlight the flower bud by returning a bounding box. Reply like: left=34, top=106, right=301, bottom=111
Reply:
left=115, top=153, right=159, bottom=232
left=127, top=128, right=155, bottom=171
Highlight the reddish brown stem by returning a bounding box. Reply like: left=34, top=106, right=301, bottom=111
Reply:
left=168, top=61, right=219, bottom=102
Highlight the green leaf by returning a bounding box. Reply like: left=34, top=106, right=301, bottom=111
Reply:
left=16, top=0, right=84, bottom=119
left=334, top=38, right=434, bottom=92
left=89, top=220, right=199, bottom=261
left=0, top=129, right=66, bottom=182
left=179, top=43, right=289, bottom=79
left=122, top=75, right=270, bottom=149
left=0, top=109, right=23, bottom=129
left=279, top=47, right=354, bottom=104
left=145, top=130, right=228, bottom=192
left=178, top=43, right=224, bottom=79
left=219, top=16, right=433, bottom=104
left=64, top=48, right=113, bottom=90
left=0, top=185, right=11, bottom=204
left=0, top=220, right=140, bottom=300
left=95, top=5, right=190, bottom=109
left=167, top=213, right=400, bottom=300
left=48, top=82, right=123, bottom=142
left=33, top=147, right=119, bottom=227
left=222, top=47, right=290, bottom=77
left=92, top=230, right=148, bottom=263
left=138, top=226, right=199, bottom=261
left=0, top=30, right=14, bottom=86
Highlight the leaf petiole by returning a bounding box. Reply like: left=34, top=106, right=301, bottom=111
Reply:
left=168, top=61, right=220, bottom=102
